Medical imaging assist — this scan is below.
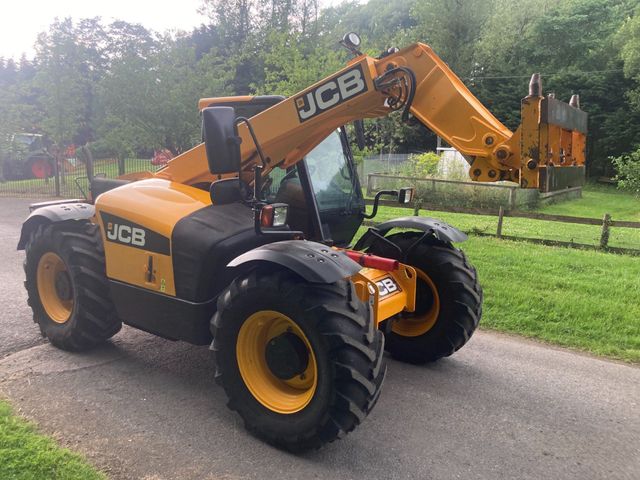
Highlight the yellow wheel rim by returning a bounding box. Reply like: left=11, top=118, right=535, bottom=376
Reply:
left=37, top=252, right=73, bottom=324
left=236, top=310, right=318, bottom=414
left=392, top=268, right=440, bottom=337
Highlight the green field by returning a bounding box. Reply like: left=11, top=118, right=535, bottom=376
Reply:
left=462, top=236, right=640, bottom=362
left=537, top=184, right=640, bottom=221
left=0, top=400, right=104, bottom=480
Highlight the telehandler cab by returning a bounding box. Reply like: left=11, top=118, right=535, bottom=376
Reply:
left=18, top=33, right=586, bottom=451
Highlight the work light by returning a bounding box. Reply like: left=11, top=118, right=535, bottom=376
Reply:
left=343, top=32, right=361, bottom=48
left=260, top=203, right=289, bottom=228
left=398, top=187, right=415, bottom=204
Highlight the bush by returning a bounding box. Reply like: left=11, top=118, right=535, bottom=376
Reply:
left=401, top=152, right=440, bottom=178
left=612, top=149, right=640, bottom=197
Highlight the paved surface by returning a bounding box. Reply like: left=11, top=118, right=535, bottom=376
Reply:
left=0, top=198, right=46, bottom=357
left=1, top=198, right=639, bottom=480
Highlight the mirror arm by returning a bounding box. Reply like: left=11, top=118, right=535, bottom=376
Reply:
left=236, top=116, right=267, bottom=168
left=363, top=189, right=398, bottom=219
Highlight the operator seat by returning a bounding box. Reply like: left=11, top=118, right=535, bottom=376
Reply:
left=90, top=177, right=131, bottom=200
left=209, top=178, right=250, bottom=205
left=274, top=174, right=313, bottom=235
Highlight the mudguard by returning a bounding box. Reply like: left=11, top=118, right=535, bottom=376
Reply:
left=17, top=201, right=95, bottom=250
left=354, top=215, right=467, bottom=251
left=227, top=240, right=361, bottom=283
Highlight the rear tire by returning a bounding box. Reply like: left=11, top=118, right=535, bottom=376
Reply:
left=28, top=157, right=53, bottom=179
left=24, top=222, right=122, bottom=351
left=212, top=267, right=386, bottom=452
left=369, top=232, right=482, bottom=364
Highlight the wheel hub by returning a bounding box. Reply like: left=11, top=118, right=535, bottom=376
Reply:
left=391, top=268, right=440, bottom=337
left=265, top=332, right=310, bottom=380
left=236, top=310, right=318, bottom=414
left=36, top=252, right=73, bottom=324
left=55, top=270, right=73, bottom=301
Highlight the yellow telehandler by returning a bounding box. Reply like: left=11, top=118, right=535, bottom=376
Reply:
left=18, top=33, right=586, bottom=451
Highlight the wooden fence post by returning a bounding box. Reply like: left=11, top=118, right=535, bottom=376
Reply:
left=599, top=213, right=611, bottom=249
left=366, top=174, right=374, bottom=197
left=496, top=206, right=504, bottom=238
left=413, top=198, right=423, bottom=216
left=508, top=188, right=516, bottom=210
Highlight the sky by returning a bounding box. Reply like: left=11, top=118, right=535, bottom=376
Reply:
left=0, top=0, right=204, bottom=60
left=0, top=0, right=345, bottom=61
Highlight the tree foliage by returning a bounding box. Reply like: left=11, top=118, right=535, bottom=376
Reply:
left=613, top=149, right=640, bottom=196
left=0, top=0, right=638, bottom=176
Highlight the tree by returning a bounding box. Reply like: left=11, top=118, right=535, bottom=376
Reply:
left=613, top=148, right=640, bottom=196
left=411, top=0, right=492, bottom=76
left=0, top=64, right=40, bottom=180
left=619, top=8, right=640, bottom=111
left=3, top=0, right=640, bottom=178
left=34, top=18, right=93, bottom=150
left=199, top=0, right=255, bottom=47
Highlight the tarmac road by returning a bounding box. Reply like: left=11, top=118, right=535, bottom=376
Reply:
left=1, top=197, right=639, bottom=480
left=0, top=198, right=46, bottom=358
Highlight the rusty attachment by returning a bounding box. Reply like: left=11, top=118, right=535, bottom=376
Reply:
left=569, top=94, right=580, bottom=109
left=528, top=73, right=542, bottom=97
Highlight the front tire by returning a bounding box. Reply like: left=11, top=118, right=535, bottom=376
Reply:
left=24, top=222, right=122, bottom=351
left=369, top=232, right=482, bottom=364
left=212, top=267, right=386, bottom=452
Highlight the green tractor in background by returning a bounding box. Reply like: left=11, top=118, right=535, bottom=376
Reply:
left=2, top=133, right=54, bottom=181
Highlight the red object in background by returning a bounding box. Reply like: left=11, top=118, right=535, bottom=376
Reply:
left=31, top=159, right=53, bottom=179
left=151, top=149, right=174, bottom=166
left=65, top=144, right=76, bottom=158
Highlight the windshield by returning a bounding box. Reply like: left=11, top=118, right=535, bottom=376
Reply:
left=306, top=130, right=361, bottom=212
left=12, top=134, right=43, bottom=151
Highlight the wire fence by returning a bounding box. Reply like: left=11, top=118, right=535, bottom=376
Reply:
left=0, top=157, right=154, bottom=198
left=365, top=173, right=552, bottom=210
left=356, top=153, right=414, bottom=179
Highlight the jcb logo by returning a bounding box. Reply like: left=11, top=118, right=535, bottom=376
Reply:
left=107, top=222, right=146, bottom=247
left=295, top=65, right=367, bottom=122
left=376, top=276, right=399, bottom=298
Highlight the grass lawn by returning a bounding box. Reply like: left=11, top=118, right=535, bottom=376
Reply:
left=462, top=236, right=640, bottom=362
left=354, top=225, right=640, bottom=362
left=0, top=400, right=104, bottom=480
left=536, top=183, right=640, bottom=221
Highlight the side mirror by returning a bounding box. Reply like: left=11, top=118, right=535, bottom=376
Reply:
left=398, top=187, right=415, bottom=204
left=202, top=106, right=241, bottom=175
